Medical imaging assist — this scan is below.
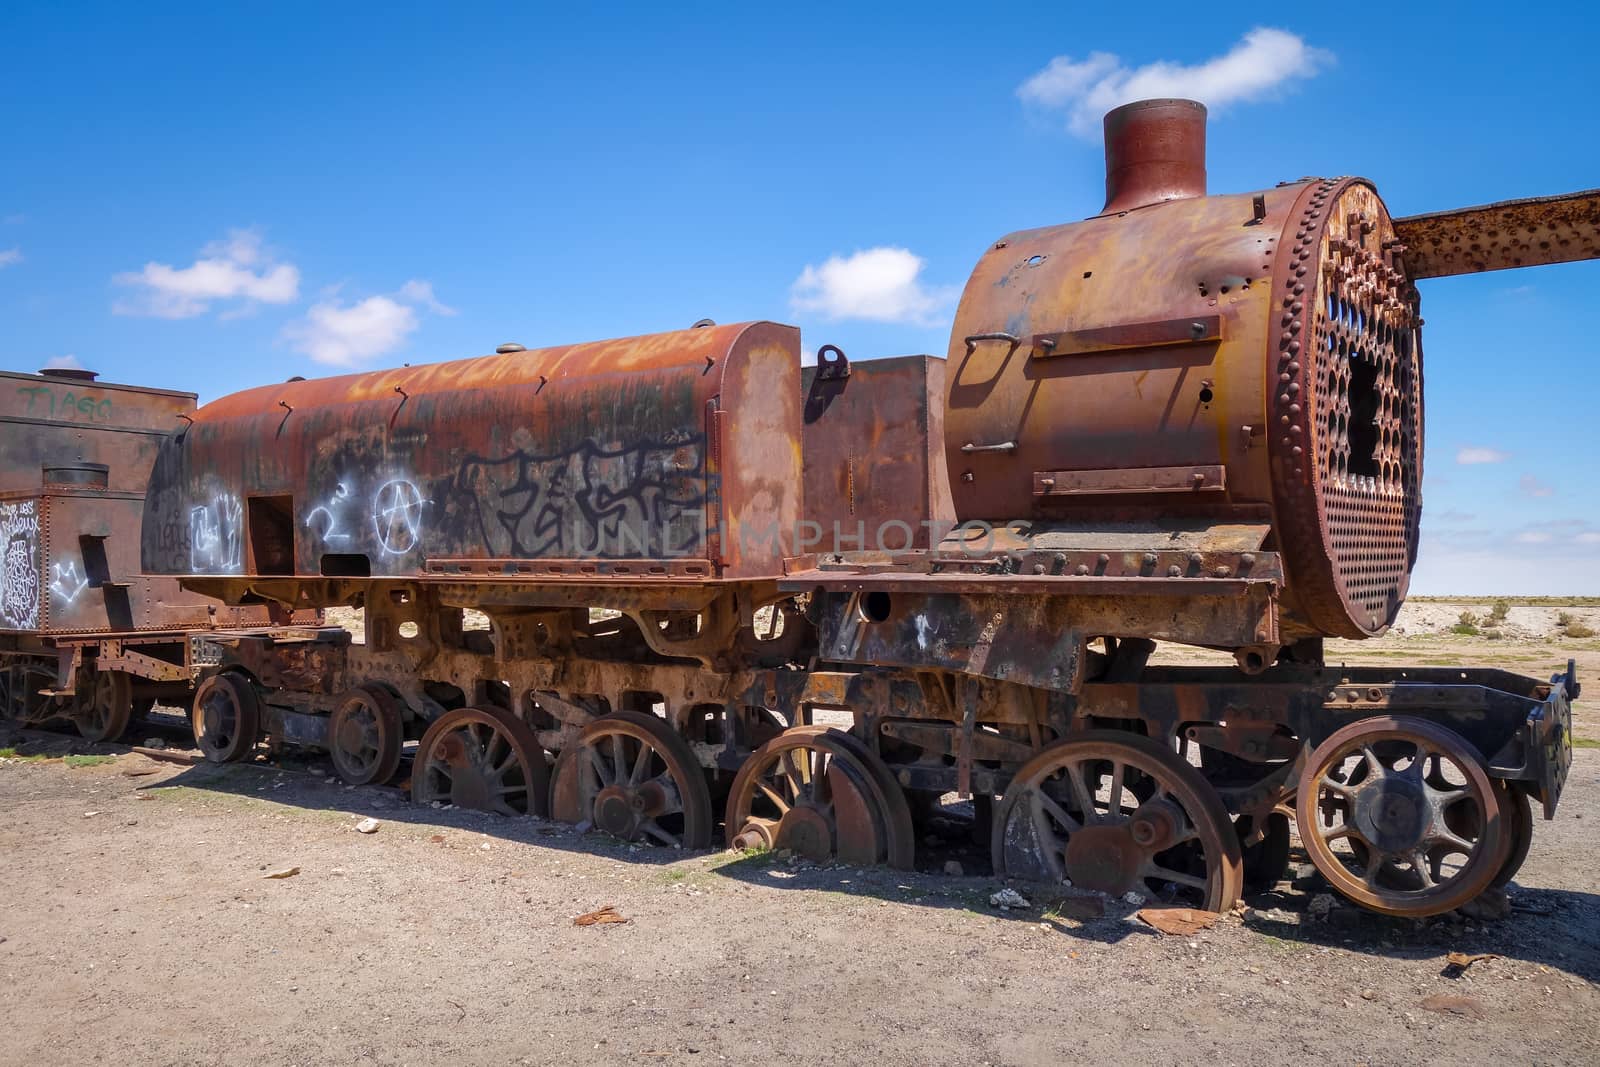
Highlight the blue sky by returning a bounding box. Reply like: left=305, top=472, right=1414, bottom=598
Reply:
left=1, top=2, right=1594, bottom=594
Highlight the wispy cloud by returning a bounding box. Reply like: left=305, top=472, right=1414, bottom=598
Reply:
left=1519, top=473, right=1554, bottom=497
left=790, top=247, right=956, bottom=325
left=396, top=279, right=457, bottom=317
left=0, top=247, right=22, bottom=269
left=282, top=280, right=452, bottom=367
left=1456, top=446, right=1510, bottom=465
left=43, top=354, right=82, bottom=370
left=113, top=228, right=300, bottom=319
left=1018, top=28, right=1333, bottom=138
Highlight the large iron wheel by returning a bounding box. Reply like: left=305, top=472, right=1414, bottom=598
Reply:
left=76, top=670, right=133, bottom=743
left=550, top=710, right=714, bottom=848
left=191, top=673, right=260, bottom=763
left=993, top=730, right=1243, bottom=912
left=1296, top=716, right=1510, bottom=917
left=725, top=726, right=915, bottom=869
left=329, top=684, right=404, bottom=786
left=412, top=706, right=549, bottom=817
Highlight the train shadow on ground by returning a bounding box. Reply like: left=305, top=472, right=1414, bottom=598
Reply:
left=8, top=720, right=1598, bottom=977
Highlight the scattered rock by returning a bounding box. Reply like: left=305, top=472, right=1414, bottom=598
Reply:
left=1245, top=906, right=1300, bottom=925
left=1420, top=994, right=1488, bottom=1020
left=1052, top=895, right=1106, bottom=921
left=943, top=860, right=964, bottom=877
left=355, top=817, right=381, bottom=835
left=1456, top=888, right=1511, bottom=922
left=264, top=866, right=301, bottom=879
left=990, top=888, right=1030, bottom=910
left=143, top=738, right=166, bottom=750
left=1121, top=891, right=1144, bottom=905
left=1360, top=989, right=1378, bottom=1001
left=1307, top=893, right=1336, bottom=920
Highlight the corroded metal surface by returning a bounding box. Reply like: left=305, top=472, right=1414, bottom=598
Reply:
left=141, top=322, right=801, bottom=589
left=800, top=354, right=953, bottom=551
left=0, top=369, right=284, bottom=641
left=1395, top=188, right=1600, bottom=278
left=945, top=166, right=1421, bottom=638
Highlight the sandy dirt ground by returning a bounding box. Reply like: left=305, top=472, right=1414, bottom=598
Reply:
left=1, top=600, right=1597, bottom=1066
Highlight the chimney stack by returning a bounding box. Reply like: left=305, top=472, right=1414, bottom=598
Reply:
left=1101, top=98, right=1208, bottom=215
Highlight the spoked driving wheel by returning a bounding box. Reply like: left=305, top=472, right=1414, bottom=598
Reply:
left=412, top=706, right=550, bottom=817
left=191, top=673, right=260, bottom=763
left=329, top=684, right=404, bottom=786
left=725, top=726, right=915, bottom=869
left=1296, top=716, right=1510, bottom=917
left=77, top=670, right=133, bottom=743
left=550, top=710, right=714, bottom=849
left=993, top=730, right=1243, bottom=912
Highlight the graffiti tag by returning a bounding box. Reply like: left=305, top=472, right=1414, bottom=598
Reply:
left=15, top=384, right=114, bottom=423
left=0, top=500, right=40, bottom=629
left=373, top=479, right=425, bottom=555
left=190, top=494, right=243, bottom=572
left=453, top=433, right=707, bottom=559
left=49, top=558, right=89, bottom=604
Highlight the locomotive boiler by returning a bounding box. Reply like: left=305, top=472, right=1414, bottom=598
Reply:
left=138, top=99, right=1591, bottom=919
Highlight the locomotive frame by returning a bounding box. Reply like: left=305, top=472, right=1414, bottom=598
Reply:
left=121, top=99, right=1596, bottom=920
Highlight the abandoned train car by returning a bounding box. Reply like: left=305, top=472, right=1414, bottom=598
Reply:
left=0, top=367, right=306, bottom=742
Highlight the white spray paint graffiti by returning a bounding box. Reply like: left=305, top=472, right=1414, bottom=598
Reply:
left=49, top=558, right=89, bottom=605
left=305, top=482, right=354, bottom=544
left=372, top=479, right=426, bottom=555
left=190, top=493, right=244, bottom=573
left=0, top=499, right=41, bottom=629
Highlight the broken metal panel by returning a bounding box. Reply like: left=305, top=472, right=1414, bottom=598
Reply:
left=140, top=321, right=802, bottom=587
left=1395, top=188, right=1600, bottom=278
left=800, top=354, right=953, bottom=551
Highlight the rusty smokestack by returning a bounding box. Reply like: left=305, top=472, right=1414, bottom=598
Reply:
left=1101, top=98, right=1207, bottom=215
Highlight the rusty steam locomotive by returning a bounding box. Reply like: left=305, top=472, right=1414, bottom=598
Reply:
left=123, top=99, right=1590, bottom=918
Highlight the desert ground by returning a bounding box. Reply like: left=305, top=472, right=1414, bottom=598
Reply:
left=1, top=597, right=1596, bottom=1065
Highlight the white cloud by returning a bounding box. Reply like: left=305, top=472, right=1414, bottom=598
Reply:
left=43, top=354, right=82, bottom=370
left=1456, top=446, right=1510, bottom=465
left=1513, top=530, right=1553, bottom=544
left=284, top=296, right=417, bottom=367
left=1018, top=28, right=1333, bottom=138
left=1519, top=473, right=1554, bottom=498
left=0, top=247, right=21, bottom=268
left=113, top=228, right=300, bottom=318
left=790, top=247, right=956, bottom=325
left=282, top=279, right=452, bottom=367
left=396, top=279, right=457, bottom=316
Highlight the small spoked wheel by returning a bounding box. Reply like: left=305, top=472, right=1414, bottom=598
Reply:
left=1296, top=716, right=1510, bottom=917
left=77, top=670, right=133, bottom=743
left=329, top=684, right=404, bottom=786
left=1492, top=783, right=1533, bottom=889
left=1235, top=811, right=1293, bottom=894
left=550, top=710, right=714, bottom=849
left=412, top=706, right=550, bottom=817
left=725, top=727, right=915, bottom=869
left=993, top=730, right=1243, bottom=912
left=191, top=674, right=260, bottom=763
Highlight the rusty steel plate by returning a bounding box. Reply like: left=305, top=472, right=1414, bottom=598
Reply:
left=1394, top=189, right=1600, bottom=278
